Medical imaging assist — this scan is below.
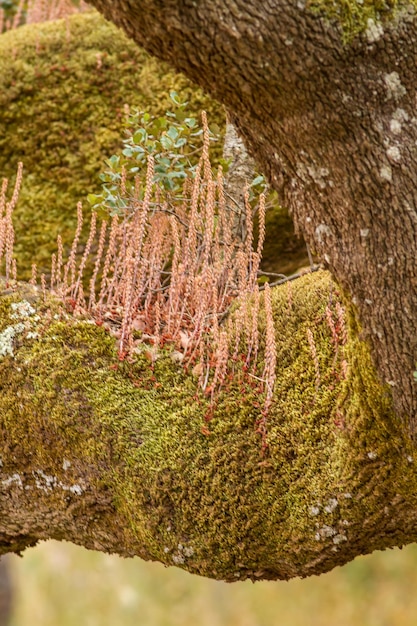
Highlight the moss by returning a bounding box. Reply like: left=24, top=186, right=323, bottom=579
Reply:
left=333, top=309, right=417, bottom=545
left=0, top=11, right=224, bottom=278
left=308, top=0, right=415, bottom=41
left=2, top=271, right=416, bottom=579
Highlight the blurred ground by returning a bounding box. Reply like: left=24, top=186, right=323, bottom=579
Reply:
left=5, top=541, right=417, bottom=625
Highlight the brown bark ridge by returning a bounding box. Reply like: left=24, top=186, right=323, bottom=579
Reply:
left=86, top=0, right=417, bottom=431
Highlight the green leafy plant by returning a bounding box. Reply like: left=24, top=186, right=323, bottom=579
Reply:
left=88, top=91, right=222, bottom=216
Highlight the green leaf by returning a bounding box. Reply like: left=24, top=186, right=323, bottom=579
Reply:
left=174, top=137, right=187, bottom=148
left=133, top=129, right=147, bottom=144
left=87, top=194, right=101, bottom=205
left=169, top=90, right=181, bottom=106
left=107, top=155, right=120, bottom=168
left=209, top=123, right=221, bottom=135
left=160, top=135, right=173, bottom=150
left=157, top=157, right=172, bottom=167
left=174, top=109, right=187, bottom=123
left=185, top=117, right=197, bottom=128
left=154, top=164, right=168, bottom=174
left=166, top=125, right=179, bottom=141
left=251, top=175, right=265, bottom=186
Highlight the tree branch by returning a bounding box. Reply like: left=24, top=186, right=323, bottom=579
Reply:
left=1, top=272, right=416, bottom=580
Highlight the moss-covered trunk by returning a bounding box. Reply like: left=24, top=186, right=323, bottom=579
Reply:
left=1, top=272, right=417, bottom=581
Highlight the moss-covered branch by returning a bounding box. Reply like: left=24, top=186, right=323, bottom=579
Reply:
left=1, top=271, right=416, bottom=581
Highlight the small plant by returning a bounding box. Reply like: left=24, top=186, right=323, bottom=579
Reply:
left=0, top=161, right=21, bottom=283
left=88, top=91, right=222, bottom=215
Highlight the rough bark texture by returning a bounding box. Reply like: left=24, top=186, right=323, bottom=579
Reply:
left=1, top=274, right=417, bottom=581
left=222, top=121, right=256, bottom=241
left=86, top=0, right=417, bottom=432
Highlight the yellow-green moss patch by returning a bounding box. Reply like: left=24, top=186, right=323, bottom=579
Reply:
left=308, top=0, right=416, bottom=41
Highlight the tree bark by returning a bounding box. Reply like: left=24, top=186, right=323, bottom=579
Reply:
left=1, top=273, right=417, bottom=581
left=222, top=120, right=256, bottom=242
left=86, top=0, right=417, bottom=431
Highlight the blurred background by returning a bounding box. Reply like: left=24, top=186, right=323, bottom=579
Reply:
left=1, top=541, right=417, bottom=626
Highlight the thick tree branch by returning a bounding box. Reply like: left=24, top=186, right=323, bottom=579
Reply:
left=1, top=273, right=417, bottom=580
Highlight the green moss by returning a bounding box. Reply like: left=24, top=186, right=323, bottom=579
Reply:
left=0, top=12, right=224, bottom=278
left=308, top=0, right=415, bottom=41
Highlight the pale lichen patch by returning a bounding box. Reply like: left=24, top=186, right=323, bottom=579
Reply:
left=365, top=18, right=384, bottom=42
left=2, top=473, right=23, bottom=489
left=324, top=498, right=338, bottom=513
left=386, top=145, right=401, bottom=163
left=10, top=300, right=36, bottom=319
left=0, top=323, right=25, bottom=358
left=392, top=108, right=409, bottom=122
left=384, top=72, right=407, bottom=101
left=308, top=504, right=321, bottom=516
left=315, top=223, right=333, bottom=245
left=0, top=299, right=41, bottom=358
left=32, top=469, right=84, bottom=495
left=389, top=119, right=403, bottom=134
left=379, top=164, right=393, bottom=182
left=171, top=543, right=194, bottom=565
left=315, top=524, right=337, bottom=540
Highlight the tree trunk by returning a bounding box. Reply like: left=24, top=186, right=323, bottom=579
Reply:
left=1, top=273, right=417, bottom=581
left=86, top=0, right=417, bottom=431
